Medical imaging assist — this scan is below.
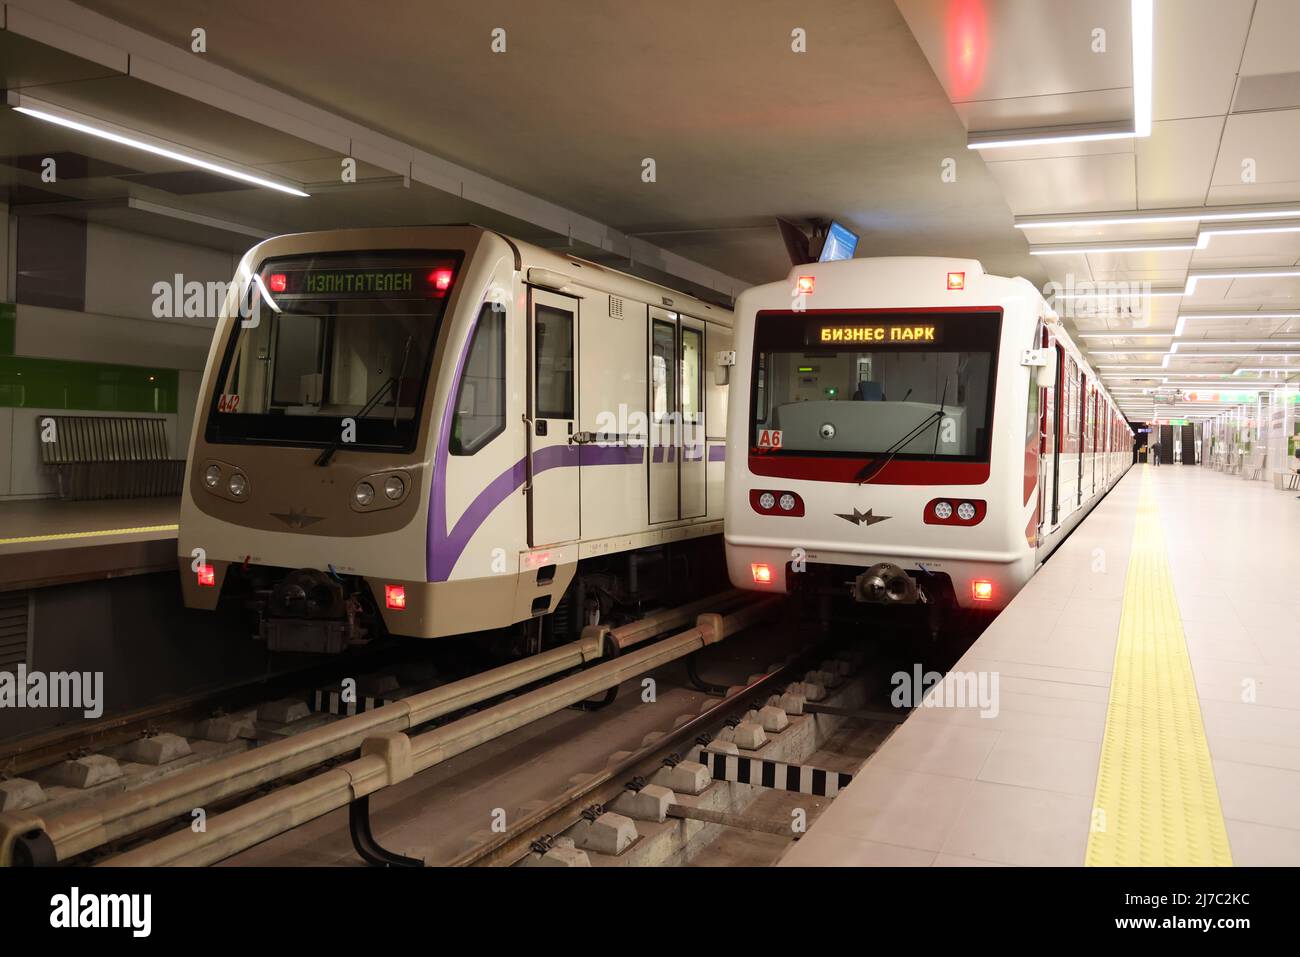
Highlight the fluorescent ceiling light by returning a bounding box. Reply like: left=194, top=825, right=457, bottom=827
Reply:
left=1088, top=350, right=1168, bottom=356
left=1053, top=289, right=1184, bottom=299
left=1016, top=203, right=1300, bottom=230
left=1029, top=240, right=1197, bottom=256
left=9, top=96, right=309, bottom=198
left=1184, top=268, right=1300, bottom=295
left=1077, top=332, right=1174, bottom=338
left=1195, top=221, right=1300, bottom=248
left=969, top=0, right=1151, bottom=150
left=1174, top=311, right=1300, bottom=336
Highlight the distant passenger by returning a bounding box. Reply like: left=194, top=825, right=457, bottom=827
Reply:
left=1151, top=441, right=1159, bottom=466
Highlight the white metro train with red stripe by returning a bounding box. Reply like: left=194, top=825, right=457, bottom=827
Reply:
left=723, top=257, right=1133, bottom=620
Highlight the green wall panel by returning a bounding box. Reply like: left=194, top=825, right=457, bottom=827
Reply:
left=0, top=355, right=178, bottom=413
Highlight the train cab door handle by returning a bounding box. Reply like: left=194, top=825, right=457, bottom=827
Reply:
left=569, top=431, right=596, bottom=445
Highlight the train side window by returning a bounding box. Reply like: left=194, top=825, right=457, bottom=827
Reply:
left=651, top=319, right=676, bottom=422
left=535, top=304, right=574, bottom=419
left=681, top=327, right=702, bottom=426
left=450, top=305, right=507, bottom=455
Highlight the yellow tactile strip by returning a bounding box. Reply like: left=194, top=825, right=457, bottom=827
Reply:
left=0, top=524, right=178, bottom=547
left=1085, top=468, right=1232, bottom=866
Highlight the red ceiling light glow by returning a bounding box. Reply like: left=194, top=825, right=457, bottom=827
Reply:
left=947, top=271, right=965, bottom=290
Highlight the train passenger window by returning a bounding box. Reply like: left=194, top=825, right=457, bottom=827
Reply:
left=747, top=310, right=1000, bottom=462
left=651, top=320, right=676, bottom=422
left=535, top=304, right=574, bottom=419
left=681, top=327, right=702, bottom=426
left=451, top=305, right=506, bottom=455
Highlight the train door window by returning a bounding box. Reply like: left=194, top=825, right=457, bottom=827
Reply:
left=651, top=320, right=677, bottom=422
left=535, top=304, right=574, bottom=419
left=681, top=327, right=702, bottom=428
left=451, top=304, right=507, bottom=455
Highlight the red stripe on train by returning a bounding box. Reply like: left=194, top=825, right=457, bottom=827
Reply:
left=748, top=455, right=990, bottom=486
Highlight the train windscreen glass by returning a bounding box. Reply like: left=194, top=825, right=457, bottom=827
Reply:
left=205, top=250, right=462, bottom=451
left=751, top=310, right=1000, bottom=461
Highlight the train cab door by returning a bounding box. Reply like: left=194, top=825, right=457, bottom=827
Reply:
left=649, top=307, right=680, bottom=523
left=679, top=319, right=706, bottom=519
left=528, top=290, right=580, bottom=546
left=1050, top=342, right=1064, bottom=527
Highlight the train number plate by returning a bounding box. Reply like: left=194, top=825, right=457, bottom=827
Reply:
left=756, top=429, right=783, bottom=450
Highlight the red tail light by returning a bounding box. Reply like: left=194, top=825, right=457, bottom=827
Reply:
left=428, top=268, right=454, bottom=292
left=971, top=580, right=994, bottom=602
left=751, top=563, right=773, bottom=584
left=385, top=584, right=407, bottom=610
left=197, top=564, right=215, bottom=587
left=947, top=271, right=965, bottom=290
left=267, top=273, right=287, bottom=293
left=796, top=275, right=815, bottom=294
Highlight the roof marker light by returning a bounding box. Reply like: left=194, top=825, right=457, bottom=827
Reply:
left=796, top=276, right=815, bottom=295
left=947, top=271, right=965, bottom=290
left=267, top=273, right=287, bottom=293
left=429, top=268, right=454, bottom=291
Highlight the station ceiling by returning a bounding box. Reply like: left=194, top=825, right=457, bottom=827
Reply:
left=2, top=0, right=1299, bottom=418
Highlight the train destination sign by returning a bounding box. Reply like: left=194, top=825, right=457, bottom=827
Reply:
left=261, top=265, right=455, bottom=298
left=818, top=324, right=941, bottom=344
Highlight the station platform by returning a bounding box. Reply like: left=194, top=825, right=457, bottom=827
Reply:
left=782, top=464, right=1300, bottom=867
left=0, top=497, right=179, bottom=591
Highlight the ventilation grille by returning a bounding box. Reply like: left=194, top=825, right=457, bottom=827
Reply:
left=609, top=296, right=624, bottom=319
left=0, top=592, right=29, bottom=670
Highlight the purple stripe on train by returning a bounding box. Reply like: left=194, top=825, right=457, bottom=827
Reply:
left=428, top=391, right=648, bottom=581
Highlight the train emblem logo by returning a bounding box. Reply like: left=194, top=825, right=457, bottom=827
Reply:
left=835, top=507, right=891, bottom=527
left=270, top=507, right=326, bottom=529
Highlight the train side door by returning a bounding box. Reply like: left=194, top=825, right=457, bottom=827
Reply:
left=1077, top=372, right=1086, bottom=507
left=1038, top=327, right=1056, bottom=539
left=528, top=290, right=580, bottom=546
left=680, top=319, right=706, bottom=518
left=1050, top=342, right=1064, bottom=526
left=649, top=308, right=680, bottom=523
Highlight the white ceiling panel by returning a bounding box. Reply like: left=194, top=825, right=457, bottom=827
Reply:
left=896, top=0, right=1133, bottom=103
left=1239, top=0, right=1300, bottom=76
left=1192, top=230, right=1300, bottom=266
left=954, top=89, right=1133, bottom=134
left=1154, top=0, right=1254, bottom=120
left=1222, top=275, right=1300, bottom=302
left=1135, top=117, right=1222, bottom=208
left=1085, top=248, right=1195, bottom=275
left=1212, top=110, right=1300, bottom=187
left=1206, top=181, right=1300, bottom=206
left=985, top=152, right=1136, bottom=215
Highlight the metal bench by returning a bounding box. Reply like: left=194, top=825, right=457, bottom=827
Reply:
left=39, top=415, right=186, bottom=500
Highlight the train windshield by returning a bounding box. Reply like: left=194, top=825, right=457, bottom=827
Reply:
left=205, top=250, right=463, bottom=451
left=751, top=310, right=1000, bottom=461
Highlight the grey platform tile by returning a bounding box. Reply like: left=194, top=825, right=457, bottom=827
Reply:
left=932, top=853, right=1008, bottom=867
left=828, top=766, right=974, bottom=852
left=869, top=719, right=1000, bottom=780
left=1191, top=659, right=1300, bottom=712
left=1212, top=760, right=1300, bottom=831
left=959, top=655, right=1114, bottom=689
left=909, top=699, right=1105, bottom=744
left=1205, top=735, right=1300, bottom=773
left=976, top=730, right=1103, bottom=798
left=781, top=832, right=937, bottom=867
left=940, top=781, right=1091, bottom=867
left=1223, top=819, right=1300, bottom=867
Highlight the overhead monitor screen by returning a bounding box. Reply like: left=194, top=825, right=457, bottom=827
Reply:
left=818, top=221, right=859, bottom=262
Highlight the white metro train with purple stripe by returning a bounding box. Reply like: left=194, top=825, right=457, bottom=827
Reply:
left=178, top=226, right=733, bottom=652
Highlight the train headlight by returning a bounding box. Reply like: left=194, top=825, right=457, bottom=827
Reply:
left=758, top=492, right=776, bottom=510
left=934, top=501, right=953, bottom=520
left=957, top=501, right=976, bottom=521
left=779, top=493, right=796, bottom=512
left=384, top=475, right=405, bottom=500
left=227, top=473, right=248, bottom=498
left=354, top=482, right=375, bottom=507
left=204, top=465, right=221, bottom=488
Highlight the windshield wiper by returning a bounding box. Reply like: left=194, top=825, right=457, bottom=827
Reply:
left=314, top=336, right=415, bottom=467
left=854, top=379, right=949, bottom=484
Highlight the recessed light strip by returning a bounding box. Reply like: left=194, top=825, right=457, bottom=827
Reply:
left=8, top=94, right=309, bottom=198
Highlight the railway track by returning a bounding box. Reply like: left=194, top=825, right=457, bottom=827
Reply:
left=0, top=589, right=778, bottom=866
